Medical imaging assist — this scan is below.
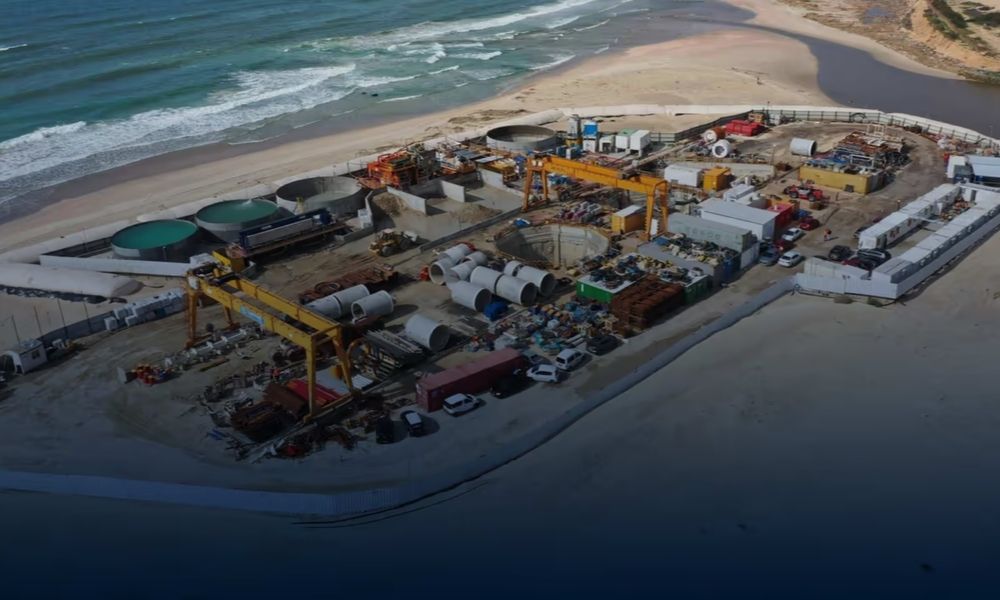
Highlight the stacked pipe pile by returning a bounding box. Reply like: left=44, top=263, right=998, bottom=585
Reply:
left=610, top=275, right=684, bottom=331
left=429, top=243, right=475, bottom=285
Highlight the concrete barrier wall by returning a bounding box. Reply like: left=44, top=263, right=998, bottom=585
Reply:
left=441, top=181, right=466, bottom=203
left=386, top=187, right=428, bottom=215
left=480, top=169, right=507, bottom=191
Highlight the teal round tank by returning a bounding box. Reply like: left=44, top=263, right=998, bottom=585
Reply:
left=195, top=198, right=281, bottom=242
left=111, top=220, right=200, bottom=261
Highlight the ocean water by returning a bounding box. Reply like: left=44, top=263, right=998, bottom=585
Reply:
left=0, top=0, right=679, bottom=204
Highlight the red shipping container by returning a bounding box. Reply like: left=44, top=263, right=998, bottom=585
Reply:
left=416, top=348, right=526, bottom=412
left=287, top=378, right=344, bottom=408
left=724, top=119, right=764, bottom=137
left=768, top=203, right=795, bottom=229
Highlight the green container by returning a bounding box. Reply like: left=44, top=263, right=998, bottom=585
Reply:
left=577, top=280, right=614, bottom=304
left=683, top=275, right=711, bottom=305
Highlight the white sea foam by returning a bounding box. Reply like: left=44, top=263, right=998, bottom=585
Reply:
left=345, top=0, right=600, bottom=48
left=547, top=16, right=581, bottom=29
left=530, top=54, right=576, bottom=71
left=461, top=68, right=514, bottom=81
left=453, top=51, right=502, bottom=61
left=574, top=18, right=609, bottom=31
left=378, top=94, right=424, bottom=103
left=0, top=63, right=358, bottom=183
left=0, top=43, right=28, bottom=52
left=444, top=42, right=485, bottom=49
left=429, top=65, right=460, bottom=75
left=593, top=45, right=610, bottom=54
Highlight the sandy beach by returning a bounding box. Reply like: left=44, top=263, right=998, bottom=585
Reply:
left=0, top=0, right=967, bottom=253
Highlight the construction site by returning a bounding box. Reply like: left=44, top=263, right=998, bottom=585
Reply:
left=1, top=104, right=998, bottom=496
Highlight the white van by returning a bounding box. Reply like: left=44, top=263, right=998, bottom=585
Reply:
left=443, top=393, right=480, bottom=416
left=554, top=348, right=586, bottom=371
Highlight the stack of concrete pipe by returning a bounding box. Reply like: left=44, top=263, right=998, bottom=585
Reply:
left=469, top=265, right=538, bottom=305
left=305, top=284, right=370, bottom=319
left=448, top=280, right=492, bottom=311
left=428, top=243, right=475, bottom=285
left=404, top=314, right=450, bottom=352
left=351, top=290, right=394, bottom=321
left=503, top=261, right=556, bottom=296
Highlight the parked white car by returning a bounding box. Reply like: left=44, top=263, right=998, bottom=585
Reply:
left=554, top=348, right=586, bottom=371
left=781, top=227, right=805, bottom=243
left=442, top=393, right=480, bottom=416
left=527, top=364, right=563, bottom=383
left=778, top=250, right=804, bottom=268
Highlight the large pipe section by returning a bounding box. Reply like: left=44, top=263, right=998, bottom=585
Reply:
left=351, top=290, right=394, bottom=321
left=429, top=256, right=456, bottom=285
left=0, top=263, right=142, bottom=298
left=305, top=284, right=369, bottom=319
left=494, top=275, right=538, bottom=305
left=440, top=243, right=473, bottom=264
left=470, top=266, right=503, bottom=292
left=513, top=265, right=556, bottom=296
left=404, top=314, right=450, bottom=352
left=448, top=281, right=491, bottom=312
left=449, top=261, right=476, bottom=282
left=503, top=260, right=523, bottom=276
left=462, top=251, right=488, bottom=267
left=711, top=140, right=732, bottom=158
left=790, top=138, right=817, bottom=157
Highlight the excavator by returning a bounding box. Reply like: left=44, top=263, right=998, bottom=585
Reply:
left=368, top=228, right=420, bottom=256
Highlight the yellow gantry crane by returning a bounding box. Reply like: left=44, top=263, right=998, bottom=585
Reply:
left=522, top=155, right=670, bottom=240
left=185, top=266, right=354, bottom=419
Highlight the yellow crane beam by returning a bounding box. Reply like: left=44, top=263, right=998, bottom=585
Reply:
left=522, top=155, right=670, bottom=240
left=185, top=271, right=353, bottom=419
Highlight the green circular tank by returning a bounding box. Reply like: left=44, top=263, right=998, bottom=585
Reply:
left=195, top=198, right=281, bottom=242
left=111, top=220, right=200, bottom=261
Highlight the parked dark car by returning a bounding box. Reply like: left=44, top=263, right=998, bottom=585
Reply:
left=857, top=248, right=891, bottom=265
left=490, top=369, right=530, bottom=399
left=844, top=256, right=878, bottom=270
left=758, top=246, right=781, bottom=266
left=828, top=245, right=852, bottom=262
left=586, top=334, right=619, bottom=355
left=400, top=410, right=425, bottom=436
left=375, top=416, right=395, bottom=444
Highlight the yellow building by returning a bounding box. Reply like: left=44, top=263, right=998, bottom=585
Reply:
left=702, top=167, right=732, bottom=192
left=799, top=165, right=885, bottom=194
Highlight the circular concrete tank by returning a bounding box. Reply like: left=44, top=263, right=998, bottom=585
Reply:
left=404, top=314, right=450, bottom=352
left=111, top=219, right=200, bottom=261
left=486, top=125, right=559, bottom=153
left=275, top=176, right=365, bottom=214
left=195, top=199, right=281, bottom=242
left=449, top=281, right=491, bottom=312
left=495, top=224, right=610, bottom=269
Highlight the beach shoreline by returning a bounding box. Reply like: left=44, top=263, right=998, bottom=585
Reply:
left=0, top=0, right=966, bottom=253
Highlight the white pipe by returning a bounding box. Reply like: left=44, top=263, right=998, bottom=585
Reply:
left=450, top=261, right=476, bottom=281
left=305, top=284, right=369, bottom=319
left=503, top=260, right=524, bottom=276
left=429, top=257, right=457, bottom=285
left=515, top=265, right=556, bottom=296
left=404, top=314, right=450, bottom=352
left=462, top=251, right=488, bottom=266
left=470, top=266, right=503, bottom=292
left=448, top=281, right=491, bottom=312
left=495, top=275, right=538, bottom=305
left=790, top=137, right=817, bottom=157
left=440, top=243, right=473, bottom=264
left=351, top=290, right=394, bottom=321
left=0, top=263, right=142, bottom=298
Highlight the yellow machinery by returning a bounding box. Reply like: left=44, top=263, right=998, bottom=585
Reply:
left=185, top=266, right=354, bottom=419
left=522, top=155, right=669, bottom=240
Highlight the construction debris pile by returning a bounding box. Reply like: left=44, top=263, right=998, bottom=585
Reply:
left=653, top=234, right=739, bottom=268
left=299, top=263, right=397, bottom=303
left=471, top=300, right=611, bottom=355
left=830, top=126, right=907, bottom=169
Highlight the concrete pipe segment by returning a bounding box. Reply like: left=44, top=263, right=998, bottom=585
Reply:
left=470, top=266, right=504, bottom=292
left=440, top=243, right=473, bottom=264
left=448, top=281, right=492, bottom=312
left=461, top=251, right=488, bottom=267
left=429, top=257, right=457, bottom=285
left=404, top=314, right=450, bottom=352
left=495, top=275, right=538, bottom=305
left=449, top=261, right=476, bottom=282
left=503, top=260, right=524, bottom=276
left=351, top=290, right=394, bottom=321
left=305, top=284, right=370, bottom=319
left=711, top=139, right=732, bottom=159
left=514, top=265, right=556, bottom=296
left=790, top=137, right=818, bottom=157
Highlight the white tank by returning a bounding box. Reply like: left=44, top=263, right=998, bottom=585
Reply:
left=495, top=275, right=538, bottom=305
left=503, top=260, right=524, bottom=276
left=429, top=256, right=457, bottom=285
left=351, top=290, right=394, bottom=321
left=449, top=281, right=491, bottom=312
left=305, top=284, right=370, bottom=319
left=440, top=243, right=473, bottom=264
left=0, top=263, right=141, bottom=298
left=711, top=140, right=732, bottom=158
left=450, top=261, right=476, bottom=281
left=462, top=251, right=488, bottom=266
left=470, top=266, right=503, bottom=292
left=702, top=127, right=726, bottom=144
left=514, top=265, right=556, bottom=296
left=404, top=314, right=450, bottom=352
left=790, top=138, right=817, bottom=157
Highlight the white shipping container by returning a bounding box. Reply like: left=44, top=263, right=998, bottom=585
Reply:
left=699, top=199, right=778, bottom=241
left=663, top=165, right=703, bottom=188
